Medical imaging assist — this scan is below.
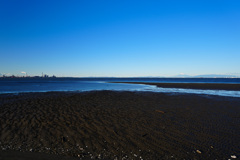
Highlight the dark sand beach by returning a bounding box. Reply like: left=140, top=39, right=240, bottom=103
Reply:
left=0, top=90, right=240, bottom=159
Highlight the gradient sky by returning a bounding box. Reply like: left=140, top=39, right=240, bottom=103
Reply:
left=1, top=0, right=240, bottom=77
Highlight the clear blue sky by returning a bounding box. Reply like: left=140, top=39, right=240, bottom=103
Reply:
left=1, top=0, right=240, bottom=77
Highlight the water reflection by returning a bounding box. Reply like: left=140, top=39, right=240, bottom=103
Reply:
left=126, top=84, right=240, bottom=97
left=0, top=80, right=240, bottom=97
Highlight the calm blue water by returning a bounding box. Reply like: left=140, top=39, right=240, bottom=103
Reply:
left=0, top=78, right=240, bottom=97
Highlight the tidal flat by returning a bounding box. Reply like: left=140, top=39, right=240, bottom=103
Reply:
left=0, top=91, right=239, bottom=159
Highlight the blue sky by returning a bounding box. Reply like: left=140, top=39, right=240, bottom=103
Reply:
left=1, top=0, right=240, bottom=77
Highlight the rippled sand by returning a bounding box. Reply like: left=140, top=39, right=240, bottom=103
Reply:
left=0, top=91, right=239, bottom=159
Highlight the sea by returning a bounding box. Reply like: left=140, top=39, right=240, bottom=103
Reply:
left=0, top=77, right=240, bottom=97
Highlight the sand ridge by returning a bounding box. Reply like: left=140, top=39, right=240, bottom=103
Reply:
left=112, top=82, right=240, bottom=91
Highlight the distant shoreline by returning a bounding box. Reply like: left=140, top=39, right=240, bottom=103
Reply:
left=1, top=77, right=240, bottom=79
left=111, top=82, right=240, bottom=91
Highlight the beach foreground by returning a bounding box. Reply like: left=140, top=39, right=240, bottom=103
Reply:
left=0, top=91, right=239, bottom=159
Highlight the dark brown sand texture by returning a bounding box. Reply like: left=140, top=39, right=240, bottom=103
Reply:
left=0, top=91, right=240, bottom=159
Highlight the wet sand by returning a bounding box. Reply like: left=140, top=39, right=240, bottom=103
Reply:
left=0, top=91, right=240, bottom=159
left=113, top=82, right=240, bottom=91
